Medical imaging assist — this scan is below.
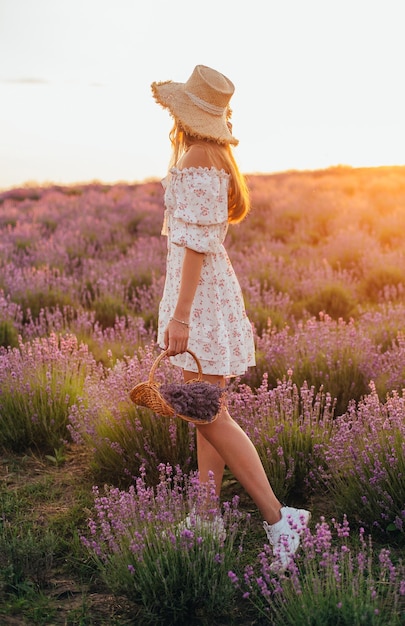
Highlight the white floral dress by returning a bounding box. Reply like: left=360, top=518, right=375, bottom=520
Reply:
left=158, top=166, right=256, bottom=376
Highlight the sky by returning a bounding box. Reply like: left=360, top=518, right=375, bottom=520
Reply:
left=0, top=0, right=404, bottom=190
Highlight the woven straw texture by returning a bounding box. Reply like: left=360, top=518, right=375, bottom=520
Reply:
left=129, top=349, right=220, bottom=425
left=151, top=65, right=238, bottom=145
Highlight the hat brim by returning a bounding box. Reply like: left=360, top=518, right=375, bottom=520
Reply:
left=151, top=80, right=238, bottom=146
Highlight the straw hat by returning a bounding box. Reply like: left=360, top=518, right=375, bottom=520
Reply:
left=151, top=65, right=238, bottom=146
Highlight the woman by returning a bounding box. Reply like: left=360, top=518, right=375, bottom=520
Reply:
left=151, top=65, right=310, bottom=570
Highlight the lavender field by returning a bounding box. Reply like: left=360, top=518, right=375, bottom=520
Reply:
left=1, top=166, right=405, bottom=624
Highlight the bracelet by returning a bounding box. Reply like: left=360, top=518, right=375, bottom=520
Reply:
left=170, top=316, right=190, bottom=327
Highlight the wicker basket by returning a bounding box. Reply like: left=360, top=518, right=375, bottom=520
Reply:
left=129, top=349, right=221, bottom=424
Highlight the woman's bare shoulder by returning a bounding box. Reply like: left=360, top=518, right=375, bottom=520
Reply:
left=179, top=144, right=213, bottom=170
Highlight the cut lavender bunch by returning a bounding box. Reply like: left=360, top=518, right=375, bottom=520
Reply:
left=159, top=381, right=224, bottom=422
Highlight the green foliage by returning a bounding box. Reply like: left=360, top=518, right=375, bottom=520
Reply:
left=16, top=288, right=74, bottom=323
left=252, top=330, right=370, bottom=417
left=0, top=588, right=57, bottom=625
left=126, top=272, right=153, bottom=301
left=127, top=213, right=147, bottom=235
left=298, top=282, right=357, bottom=321
left=0, top=484, right=58, bottom=591
left=81, top=279, right=97, bottom=307
left=248, top=303, right=289, bottom=335
left=0, top=469, right=95, bottom=624
left=0, top=526, right=57, bottom=590
left=0, top=320, right=19, bottom=349
left=14, top=237, right=33, bottom=254
left=290, top=349, right=369, bottom=417
left=89, top=405, right=197, bottom=487
left=45, top=446, right=67, bottom=466
left=0, top=336, right=100, bottom=454
left=93, top=295, right=130, bottom=329
left=360, top=265, right=405, bottom=302
left=74, top=332, right=134, bottom=367
left=99, top=532, right=238, bottom=624
left=39, top=218, right=58, bottom=234
left=0, top=217, right=17, bottom=228
left=316, top=389, right=405, bottom=538
left=0, top=370, right=78, bottom=453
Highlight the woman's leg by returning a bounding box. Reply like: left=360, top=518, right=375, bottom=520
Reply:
left=198, top=406, right=282, bottom=524
left=183, top=370, right=282, bottom=525
left=196, top=429, right=225, bottom=497
left=183, top=370, right=225, bottom=496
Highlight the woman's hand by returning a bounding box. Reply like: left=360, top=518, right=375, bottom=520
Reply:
left=164, top=318, right=189, bottom=356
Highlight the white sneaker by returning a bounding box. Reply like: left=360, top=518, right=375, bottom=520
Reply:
left=263, top=506, right=311, bottom=572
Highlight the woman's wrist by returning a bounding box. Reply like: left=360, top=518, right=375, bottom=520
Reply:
left=170, top=316, right=190, bottom=327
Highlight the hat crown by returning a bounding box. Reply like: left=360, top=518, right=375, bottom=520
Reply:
left=185, top=65, right=234, bottom=111
left=151, top=65, right=239, bottom=145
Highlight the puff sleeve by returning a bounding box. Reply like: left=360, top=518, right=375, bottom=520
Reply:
left=168, top=168, right=229, bottom=254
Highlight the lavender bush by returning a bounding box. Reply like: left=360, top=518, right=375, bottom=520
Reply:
left=228, top=373, right=335, bottom=502
left=231, top=515, right=405, bottom=625
left=68, top=344, right=198, bottom=486
left=82, top=464, right=250, bottom=623
left=0, top=332, right=103, bottom=453
left=0, top=290, right=22, bottom=348
left=313, top=383, right=405, bottom=536
left=249, top=313, right=378, bottom=416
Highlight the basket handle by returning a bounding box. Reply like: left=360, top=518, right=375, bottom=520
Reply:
left=148, top=349, right=203, bottom=384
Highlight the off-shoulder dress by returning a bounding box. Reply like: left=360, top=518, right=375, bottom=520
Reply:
left=158, top=166, right=255, bottom=376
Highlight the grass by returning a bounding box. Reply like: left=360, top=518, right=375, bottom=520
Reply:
left=0, top=447, right=138, bottom=625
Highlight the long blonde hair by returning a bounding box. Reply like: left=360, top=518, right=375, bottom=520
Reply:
left=168, top=123, right=250, bottom=224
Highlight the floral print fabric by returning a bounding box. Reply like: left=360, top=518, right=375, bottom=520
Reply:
left=158, top=166, right=256, bottom=376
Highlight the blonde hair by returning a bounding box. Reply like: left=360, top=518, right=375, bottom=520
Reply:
left=168, top=123, right=250, bottom=224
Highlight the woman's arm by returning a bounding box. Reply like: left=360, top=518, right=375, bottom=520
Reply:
left=164, top=247, right=204, bottom=356
left=165, top=143, right=214, bottom=355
